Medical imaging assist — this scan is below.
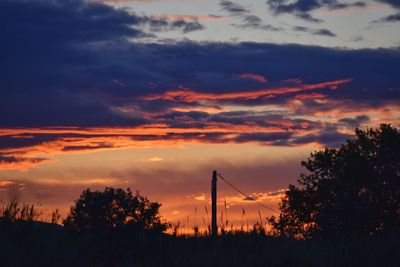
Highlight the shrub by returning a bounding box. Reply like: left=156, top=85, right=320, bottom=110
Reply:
left=64, top=187, right=167, bottom=234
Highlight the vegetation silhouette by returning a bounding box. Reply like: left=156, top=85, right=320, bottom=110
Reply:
left=64, top=187, right=166, bottom=234
left=269, top=124, right=400, bottom=239
left=0, top=197, right=40, bottom=223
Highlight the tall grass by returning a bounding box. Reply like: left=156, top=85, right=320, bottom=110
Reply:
left=1, top=200, right=399, bottom=267
left=0, top=197, right=41, bottom=222
left=168, top=206, right=274, bottom=237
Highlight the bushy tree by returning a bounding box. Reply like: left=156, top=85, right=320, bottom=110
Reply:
left=269, top=124, right=400, bottom=238
left=64, top=187, right=166, bottom=233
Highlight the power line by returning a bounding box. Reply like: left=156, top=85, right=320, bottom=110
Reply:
left=217, top=173, right=280, bottom=214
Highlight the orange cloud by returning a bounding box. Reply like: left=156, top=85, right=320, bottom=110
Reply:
left=142, top=79, right=352, bottom=103
left=0, top=181, right=15, bottom=187
left=34, top=178, right=126, bottom=186
left=148, top=156, right=164, bottom=162
left=0, top=156, right=51, bottom=171
left=0, top=128, right=292, bottom=171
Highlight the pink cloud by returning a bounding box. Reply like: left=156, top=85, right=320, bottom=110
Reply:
left=237, top=73, right=268, bottom=83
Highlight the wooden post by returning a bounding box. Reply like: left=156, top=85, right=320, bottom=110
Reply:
left=211, top=170, right=217, bottom=237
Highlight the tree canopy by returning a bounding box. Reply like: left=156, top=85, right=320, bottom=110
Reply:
left=269, top=124, right=400, bottom=239
left=64, top=187, right=166, bottom=233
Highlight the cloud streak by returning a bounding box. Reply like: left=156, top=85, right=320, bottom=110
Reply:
left=141, top=79, right=351, bottom=102
left=293, top=26, right=337, bottom=37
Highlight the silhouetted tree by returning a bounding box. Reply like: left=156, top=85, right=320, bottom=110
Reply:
left=64, top=187, right=166, bottom=233
left=269, top=124, right=400, bottom=238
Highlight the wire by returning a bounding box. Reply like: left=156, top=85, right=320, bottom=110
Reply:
left=218, top=173, right=280, bottom=214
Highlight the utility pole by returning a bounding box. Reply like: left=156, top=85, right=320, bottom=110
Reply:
left=211, top=170, right=217, bottom=237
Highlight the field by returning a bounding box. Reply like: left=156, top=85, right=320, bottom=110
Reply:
left=1, top=220, right=400, bottom=267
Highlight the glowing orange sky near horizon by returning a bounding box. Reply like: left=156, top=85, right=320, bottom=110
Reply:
left=0, top=142, right=311, bottom=229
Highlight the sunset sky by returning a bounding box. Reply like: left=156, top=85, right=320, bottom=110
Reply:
left=1, top=0, right=400, bottom=228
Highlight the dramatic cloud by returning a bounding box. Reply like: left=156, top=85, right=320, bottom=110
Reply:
left=1, top=0, right=399, bottom=170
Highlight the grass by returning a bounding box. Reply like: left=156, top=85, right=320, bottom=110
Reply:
left=1, top=199, right=400, bottom=267
left=1, top=220, right=400, bottom=267
left=0, top=197, right=42, bottom=222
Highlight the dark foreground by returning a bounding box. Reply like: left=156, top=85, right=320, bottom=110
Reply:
left=1, top=221, right=400, bottom=267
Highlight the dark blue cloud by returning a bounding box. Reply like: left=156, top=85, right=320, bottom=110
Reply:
left=147, top=17, right=205, bottom=33
left=293, top=26, right=336, bottom=37
left=171, top=20, right=205, bottom=33
left=232, top=15, right=282, bottom=31
left=377, top=0, right=400, bottom=8
left=234, top=132, right=293, bottom=143
left=220, top=0, right=249, bottom=15
left=0, top=0, right=399, bottom=152
left=339, top=116, right=370, bottom=128
left=0, top=154, right=48, bottom=165
left=266, top=0, right=366, bottom=22
left=376, top=12, right=400, bottom=22
left=1, top=0, right=145, bottom=45
left=219, top=1, right=282, bottom=31
left=370, top=0, right=400, bottom=23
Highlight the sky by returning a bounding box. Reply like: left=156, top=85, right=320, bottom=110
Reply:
left=1, top=0, right=400, bottom=229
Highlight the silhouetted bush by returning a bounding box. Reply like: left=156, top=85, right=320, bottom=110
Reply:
left=269, top=124, right=400, bottom=238
left=64, top=187, right=167, bottom=234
